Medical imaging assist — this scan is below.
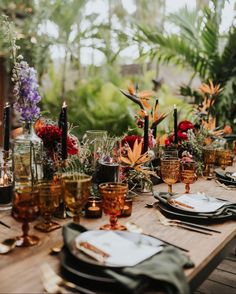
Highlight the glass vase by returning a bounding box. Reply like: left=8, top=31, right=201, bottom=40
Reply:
left=12, top=122, right=43, bottom=188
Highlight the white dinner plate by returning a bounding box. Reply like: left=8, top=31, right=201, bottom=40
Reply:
left=168, top=193, right=228, bottom=213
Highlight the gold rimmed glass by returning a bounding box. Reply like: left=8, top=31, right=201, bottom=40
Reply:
left=62, top=173, right=92, bottom=223
left=99, top=182, right=127, bottom=230
left=35, top=180, right=61, bottom=232
left=12, top=186, right=40, bottom=247
left=181, top=161, right=197, bottom=193
left=160, top=150, right=180, bottom=194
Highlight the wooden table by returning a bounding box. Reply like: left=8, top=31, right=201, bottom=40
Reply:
left=0, top=170, right=235, bottom=293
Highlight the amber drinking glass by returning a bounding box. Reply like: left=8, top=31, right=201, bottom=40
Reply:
left=181, top=161, right=197, bottom=193
left=12, top=186, right=40, bottom=247
left=62, top=173, right=92, bottom=223
left=160, top=150, right=180, bottom=193
left=35, top=181, right=61, bottom=232
left=203, top=148, right=216, bottom=178
left=217, top=149, right=232, bottom=170
left=99, top=182, right=127, bottom=230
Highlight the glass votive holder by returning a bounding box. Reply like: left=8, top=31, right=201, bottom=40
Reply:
left=120, top=197, right=133, bottom=217
left=85, top=197, right=103, bottom=218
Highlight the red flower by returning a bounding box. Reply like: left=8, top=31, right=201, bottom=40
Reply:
left=67, top=135, right=79, bottom=155
left=121, top=135, right=143, bottom=149
left=178, top=120, right=194, bottom=132
left=37, top=125, right=62, bottom=149
left=36, top=124, right=78, bottom=155
left=177, top=130, right=188, bottom=141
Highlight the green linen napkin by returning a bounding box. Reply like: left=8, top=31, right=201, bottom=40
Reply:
left=62, top=223, right=194, bottom=294
left=106, top=246, right=193, bottom=294
left=154, top=192, right=236, bottom=218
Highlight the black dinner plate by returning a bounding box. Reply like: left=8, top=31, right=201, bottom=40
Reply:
left=60, top=247, right=122, bottom=293
left=215, top=170, right=236, bottom=186
left=158, top=202, right=235, bottom=224
left=68, top=230, right=164, bottom=269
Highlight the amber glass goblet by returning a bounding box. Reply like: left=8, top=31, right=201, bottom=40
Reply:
left=99, top=182, right=127, bottom=230
left=203, top=148, right=216, bottom=178
left=35, top=181, right=61, bottom=232
left=62, top=173, right=92, bottom=223
left=12, top=186, right=40, bottom=247
left=181, top=161, right=197, bottom=193
left=217, top=149, right=232, bottom=170
left=160, top=150, right=180, bottom=194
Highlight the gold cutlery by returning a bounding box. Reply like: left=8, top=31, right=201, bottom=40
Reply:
left=157, top=211, right=212, bottom=235
left=0, top=220, right=10, bottom=229
left=0, top=238, right=16, bottom=254
left=41, top=263, right=95, bottom=294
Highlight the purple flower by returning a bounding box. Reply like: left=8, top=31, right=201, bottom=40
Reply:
left=12, top=58, right=41, bottom=122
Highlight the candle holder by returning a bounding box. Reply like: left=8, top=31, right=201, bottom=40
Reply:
left=120, top=197, right=132, bottom=217
left=94, top=160, right=119, bottom=184
left=0, top=152, right=13, bottom=211
left=85, top=197, right=102, bottom=218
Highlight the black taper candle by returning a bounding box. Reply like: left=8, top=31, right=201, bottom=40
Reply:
left=58, top=107, right=64, bottom=129
left=61, top=102, right=68, bottom=160
left=173, top=104, right=178, bottom=145
left=143, top=112, right=149, bottom=153
left=152, top=98, right=159, bottom=140
left=3, top=102, right=10, bottom=151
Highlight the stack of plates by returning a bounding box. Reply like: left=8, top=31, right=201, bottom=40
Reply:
left=60, top=229, right=163, bottom=293
left=215, top=169, right=236, bottom=186
left=155, top=192, right=235, bottom=224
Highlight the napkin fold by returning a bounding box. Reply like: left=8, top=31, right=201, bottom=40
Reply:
left=154, top=192, right=236, bottom=219
left=62, top=223, right=194, bottom=294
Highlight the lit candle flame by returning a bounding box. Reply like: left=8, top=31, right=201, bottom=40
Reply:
left=62, top=101, right=67, bottom=108
left=92, top=201, right=96, bottom=208
left=5, top=102, right=10, bottom=108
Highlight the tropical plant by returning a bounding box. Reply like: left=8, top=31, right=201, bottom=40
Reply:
left=137, top=0, right=236, bottom=130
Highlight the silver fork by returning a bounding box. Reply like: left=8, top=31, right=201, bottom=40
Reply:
left=41, top=263, right=95, bottom=294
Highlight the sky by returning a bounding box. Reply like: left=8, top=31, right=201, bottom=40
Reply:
left=47, top=0, right=235, bottom=65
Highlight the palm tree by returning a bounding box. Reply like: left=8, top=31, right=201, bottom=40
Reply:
left=137, top=0, right=236, bottom=128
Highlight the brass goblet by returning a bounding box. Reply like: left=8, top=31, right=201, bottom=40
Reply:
left=62, top=173, right=92, bottom=223
left=181, top=161, right=197, bottom=193
left=35, top=180, right=61, bottom=232
left=99, top=182, right=127, bottom=230
left=12, top=186, right=40, bottom=247
left=203, top=148, right=216, bottom=179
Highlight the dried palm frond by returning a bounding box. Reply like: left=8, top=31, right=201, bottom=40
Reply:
left=120, top=139, right=151, bottom=170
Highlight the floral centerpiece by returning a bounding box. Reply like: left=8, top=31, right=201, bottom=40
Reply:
left=35, top=119, right=79, bottom=179
left=120, top=138, right=157, bottom=192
